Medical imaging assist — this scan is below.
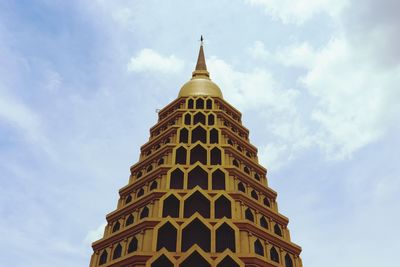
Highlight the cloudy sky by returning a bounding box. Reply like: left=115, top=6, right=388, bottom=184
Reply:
left=1, top=0, right=399, bottom=266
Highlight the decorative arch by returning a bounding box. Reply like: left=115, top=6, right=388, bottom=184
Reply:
left=137, top=188, right=144, bottom=198
left=233, top=159, right=239, bottom=167
left=216, top=223, right=236, bottom=252
left=180, top=128, right=189, bottom=143
left=140, top=206, right=149, bottom=219
left=244, top=166, right=250, bottom=174
left=208, top=114, right=215, bottom=125
left=238, top=182, right=246, bottom=193
left=190, top=144, right=207, bottom=165
left=184, top=190, right=210, bottom=218
left=214, top=195, right=231, bottom=219
left=157, top=222, right=177, bottom=251
left=210, top=147, right=221, bottom=165
left=181, top=218, right=211, bottom=252
left=196, top=98, right=204, bottom=109
left=210, top=128, right=219, bottom=144
left=188, top=166, right=208, bottom=189
left=188, top=98, right=194, bottom=109
left=192, top=126, right=207, bottom=143
left=99, top=249, right=108, bottom=265
left=125, top=214, right=134, bottom=226
left=163, top=194, right=180, bottom=218
left=285, top=253, right=293, bottom=267
left=170, top=168, right=184, bottom=189
left=251, top=190, right=258, bottom=200
left=180, top=250, right=211, bottom=267
left=216, top=255, right=240, bottom=267
left=193, top=112, right=206, bottom=125
left=112, top=243, right=122, bottom=259
left=206, top=99, right=212, bottom=109
left=150, top=181, right=157, bottom=191
left=274, top=223, right=282, bottom=236
left=184, top=113, right=191, bottom=125
left=254, top=239, right=264, bottom=256
left=112, top=221, right=120, bottom=233
left=245, top=208, right=254, bottom=222
left=151, top=254, right=174, bottom=267
left=147, top=165, right=153, bottom=172
left=270, top=246, right=280, bottom=263
left=263, top=197, right=271, bottom=207
left=254, top=173, right=260, bottom=181
left=127, top=236, right=138, bottom=253
left=125, top=194, right=132, bottom=204
left=260, top=216, right=268, bottom=229
left=175, top=147, right=187, bottom=164
left=212, top=169, right=225, bottom=190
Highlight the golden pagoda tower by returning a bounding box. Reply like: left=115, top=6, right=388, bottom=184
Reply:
left=89, top=39, right=303, bottom=267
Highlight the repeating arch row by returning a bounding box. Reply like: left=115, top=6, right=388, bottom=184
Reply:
left=150, top=252, right=242, bottom=267
left=243, top=206, right=284, bottom=238
left=253, top=239, right=295, bottom=267
left=169, top=166, right=226, bottom=190
left=162, top=191, right=232, bottom=219
left=156, top=218, right=237, bottom=253
left=109, top=205, right=150, bottom=235
left=183, top=112, right=216, bottom=126
left=178, top=126, right=219, bottom=144
left=98, top=234, right=139, bottom=265
left=123, top=179, right=159, bottom=206
left=236, top=181, right=272, bottom=208
left=186, top=97, right=213, bottom=110
left=175, top=145, right=222, bottom=165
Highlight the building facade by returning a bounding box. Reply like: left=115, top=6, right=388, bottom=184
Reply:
left=89, top=42, right=302, bottom=267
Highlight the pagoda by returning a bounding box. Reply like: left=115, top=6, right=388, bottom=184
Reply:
left=89, top=39, right=303, bottom=267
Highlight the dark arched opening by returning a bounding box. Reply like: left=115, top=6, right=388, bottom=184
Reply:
left=192, top=126, right=207, bottom=143
left=210, top=147, right=221, bottom=165
left=181, top=218, right=211, bottom=252
left=216, top=223, right=236, bottom=252
left=188, top=166, right=208, bottom=190
left=151, top=255, right=174, bottom=267
left=210, top=129, right=219, bottom=144
left=190, top=145, right=207, bottom=165
left=212, top=169, right=225, bottom=190
left=215, top=195, right=231, bottom=219
left=180, top=251, right=210, bottom=267
left=184, top=191, right=210, bottom=218
left=157, top=222, right=177, bottom=251
left=163, top=195, right=180, bottom=218
left=175, top=147, right=187, bottom=164
left=127, top=237, right=138, bottom=253
left=140, top=206, right=149, bottom=219
left=270, top=247, right=280, bottom=263
left=180, top=128, right=189, bottom=143
left=217, top=256, right=240, bottom=267
left=170, top=169, right=184, bottom=189
left=194, top=112, right=206, bottom=125
left=245, top=208, right=254, bottom=222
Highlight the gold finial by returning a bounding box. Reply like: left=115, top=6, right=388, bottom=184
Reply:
left=194, top=35, right=209, bottom=76
left=178, top=36, right=223, bottom=98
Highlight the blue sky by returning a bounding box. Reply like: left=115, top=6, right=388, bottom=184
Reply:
left=0, top=0, right=399, bottom=266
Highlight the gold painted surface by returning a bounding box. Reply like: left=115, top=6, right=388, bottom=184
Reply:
left=178, top=76, right=223, bottom=98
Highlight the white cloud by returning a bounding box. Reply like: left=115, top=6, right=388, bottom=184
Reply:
left=84, top=222, right=106, bottom=245
left=245, top=0, right=349, bottom=24
left=247, top=40, right=270, bottom=60
left=276, top=42, right=317, bottom=68
left=127, top=48, right=184, bottom=74
left=301, top=38, right=400, bottom=159
left=0, top=89, right=43, bottom=143
left=207, top=56, right=299, bottom=113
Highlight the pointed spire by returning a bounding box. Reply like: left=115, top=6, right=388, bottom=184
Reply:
left=192, top=35, right=210, bottom=78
